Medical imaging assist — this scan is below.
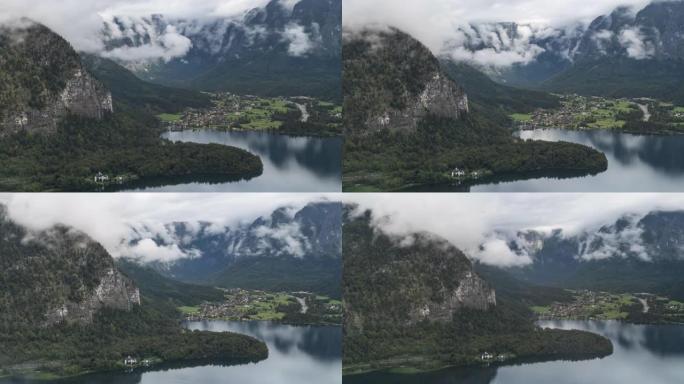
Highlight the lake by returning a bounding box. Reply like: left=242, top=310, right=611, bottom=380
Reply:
left=343, top=320, right=684, bottom=384
left=120, top=130, right=342, bottom=192
left=3, top=321, right=342, bottom=384
left=472, top=128, right=684, bottom=192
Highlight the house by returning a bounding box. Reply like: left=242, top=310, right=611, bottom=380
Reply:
left=124, top=356, right=137, bottom=366
left=481, top=352, right=493, bottom=360
left=451, top=168, right=466, bottom=178
left=94, top=172, right=109, bottom=183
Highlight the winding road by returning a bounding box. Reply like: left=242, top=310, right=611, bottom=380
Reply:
left=637, top=104, right=651, bottom=122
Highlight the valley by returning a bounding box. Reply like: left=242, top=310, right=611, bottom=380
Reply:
left=179, top=288, right=343, bottom=325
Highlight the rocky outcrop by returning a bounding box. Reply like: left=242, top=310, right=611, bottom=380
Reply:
left=0, top=20, right=113, bottom=137
left=343, top=207, right=495, bottom=332
left=0, top=205, right=140, bottom=329
left=44, top=267, right=140, bottom=326
left=343, top=28, right=469, bottom=135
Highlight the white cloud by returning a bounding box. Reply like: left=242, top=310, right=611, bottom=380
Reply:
left=283, top=23, right=315, bottom=56
left=346, top=193, right=684, bottom=267
left=252, top=222, right=310, bottom=257
left=619, top=26, right=656, bottom=59
left=128, top=238, right=199, bottom=262
left=0, top=193, right=333, bottom=262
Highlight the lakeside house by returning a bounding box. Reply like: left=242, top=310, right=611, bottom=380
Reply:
left=451, top=168, right=466, bottom=178
left=94, top=172, right=109, bottom=183
left=124, top=356, right=137, bottom=366
left=481, top=352, right=493, bottom=361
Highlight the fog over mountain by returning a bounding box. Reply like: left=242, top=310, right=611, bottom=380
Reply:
left=344, top=0, right=679, bottom=69
left=0, top=194, right=334, bottom=262
left=346, top=194, right=684, bottom=267
left=0, top=0, right=334, bottom=62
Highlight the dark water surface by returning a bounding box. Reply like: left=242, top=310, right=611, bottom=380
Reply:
left=344, top=320, right=684, bottom=384
left=121, top=130, right=342, bottom=192
left=472, top=128, right=684, bottom=192
left=3, top=321, right=341, bottom=384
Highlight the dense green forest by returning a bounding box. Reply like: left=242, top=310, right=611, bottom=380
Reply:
left=343, top=207, right=613, bottom=374
left=542, top=58, right=684, bottom=105
left=0, top=303, right=267, bottom=379
left=344, top=114, right=607, bottom=191
left=213, top=257, right=342, bottom=299
left=0, top=103, right=263, bottom=191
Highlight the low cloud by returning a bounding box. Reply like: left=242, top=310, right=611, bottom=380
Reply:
left=128, top=238, right=200, bottom=263
left=283, top=23, right=316, bottom=56
left=252, top=222, right=310, bottom=257
left=618, top=26, right=656, bottom=59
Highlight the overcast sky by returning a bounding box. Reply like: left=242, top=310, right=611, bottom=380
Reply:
left=343, top=0, right=657, bottom=65
left=0, top=0, right=291, bottom=60
left=347, top=193, right=684, bottom=267
left=1, top=193, right=331, bottom=261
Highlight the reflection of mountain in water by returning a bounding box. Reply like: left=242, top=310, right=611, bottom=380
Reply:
left=518, top=129, right=684, bottom=175
left=191, top=321, right=342, bottom=362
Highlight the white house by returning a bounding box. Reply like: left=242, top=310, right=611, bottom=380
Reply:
left=451, top=168, right=466, bottom=178
left=94, top=172, right=109, bottom=183
left=124, top=356, right=137, bottom=366
left=481, top=352, right=493, bottom=360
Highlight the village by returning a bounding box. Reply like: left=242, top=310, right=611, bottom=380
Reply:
left=532, top=290, right=684, bottom=323
left=179, top=288, right=343, bottom=325
left=157, top=92, right=342, bottom=134
left=511, top=94, right=684, bottom=131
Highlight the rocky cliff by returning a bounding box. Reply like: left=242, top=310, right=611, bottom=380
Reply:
left=343, top=206, right=495, bottom=332
left=0, top=20, right=113, bottom=137
left=343, top=28, right=469, bottom=135
left=0, top=205, right=139, bottom=329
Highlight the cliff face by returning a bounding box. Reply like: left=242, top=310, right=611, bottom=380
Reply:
left=343, top=207, right=495, bottom=333
left=343, top=28, right=469, bottom=135
left=0, top=205, right=140, bottom=329
left=0, top=20, right=113, bottom=137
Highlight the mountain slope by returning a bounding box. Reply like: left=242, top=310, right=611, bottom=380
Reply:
left=81, top=54, right=212, bottom=113
left=498, top=211, right=684, bottom=300
left=137, top=202, right=342, bottom=297
left=0, top=20, right=112, bottom=137
left=343, top=206, right=612, bottom=373
left=106, top=0, right=341, bottom=100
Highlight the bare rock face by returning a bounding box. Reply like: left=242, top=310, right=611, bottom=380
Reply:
left=44, top=267, right=140, bottom=327
left=0, top=20, right=113, bottom=137
left=343, top=27, right=469, bottom=136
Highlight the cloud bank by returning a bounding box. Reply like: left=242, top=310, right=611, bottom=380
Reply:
left=0, top=193, right=331, bottom=263
left=346, top=193, right=684, bottom=267
left=0, top=0, right=310, bottom=62
left=343, top=0, right=656, bottom=66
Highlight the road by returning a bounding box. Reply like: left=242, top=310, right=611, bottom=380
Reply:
left=638, top=298, right=650, bottom=314
left=637, top=104, right=651, bottom=122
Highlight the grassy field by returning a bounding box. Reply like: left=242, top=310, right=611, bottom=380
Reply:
left=510, top=113, right=533, bottom=122
left=157, top=113, right=182, bottom=122
left=674, top=106, right=684, bottom=113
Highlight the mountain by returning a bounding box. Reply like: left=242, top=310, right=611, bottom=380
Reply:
left=0, top=204, right=267, bottom=378
left=451, top=1, right=684, bottom=103
left=0, top=20, right=113, bottom=137
left=343, top=205, right=612, bottom=373
left=343, top=28, right=469, bottom=135
left=0, top=204, right=139, bottom=328
left=134, top=202, right=342, bottom=297
left=342, top=27, right=607, bottom=191
left=81, top=54, right=212, bottom=113
left=496, top=211, right=684, bottom=300
left=103, top=0, right=341, bottom=100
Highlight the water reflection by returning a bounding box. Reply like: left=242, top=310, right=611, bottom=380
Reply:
left=344, top=321, right=684, bottom=384
left=122, top=130, right=342, bottom=192
left=472, top=128, right=684, bottom=192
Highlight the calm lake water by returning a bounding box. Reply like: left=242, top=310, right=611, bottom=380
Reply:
left=472, top=128, right=684, bottom=192
left=3, top=321, right=341, bottom=384
left=344, top=320, right=684, bottom=384
left=120, top=130, right=342, bottom=192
